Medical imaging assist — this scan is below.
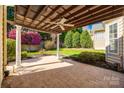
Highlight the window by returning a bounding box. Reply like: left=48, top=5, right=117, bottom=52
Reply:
left=109, top=23, right=118, bottom=53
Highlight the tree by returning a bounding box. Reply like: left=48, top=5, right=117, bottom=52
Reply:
left=80, top=30, right=93, bottom=48
left=72, top=27, right=82, bottom=33
left=64, top=31, right=73, bottom=48
left=39, top=32, right=51, bottom=40
left=72, top=32, right=80, bottom=48
left=80, top=31, right=86, bottom=48
left=59, top=32, right=67, bottom=47
left=85, top=31, right=93, bottom=48
left=60, top=32, right=67, bottom=43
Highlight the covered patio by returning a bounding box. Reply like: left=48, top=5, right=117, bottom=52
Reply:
left=1, top=5, right=124, bottom=87
left=12, top=5, right=124, bottom=67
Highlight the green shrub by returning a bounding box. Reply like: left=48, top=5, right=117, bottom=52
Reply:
left=7, top=39, right=16, bottom=62
left=79, top=52, right=105, bottom=62
left=44, top=40, right=55, bottom=50
left=7, top=39, right=29, bottom=62
left=64, top=31, right=73, bottom=48
left=71, top=51, right=105, bottom=63
left=80, top=30, right=93, bottom=48
left=21, top=51, right=28, bottom=58
left=72, top=32, right=80, bottom=48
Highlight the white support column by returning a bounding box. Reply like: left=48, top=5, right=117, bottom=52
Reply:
left=16, top=25, right=22, bottom=67
left=56, top=34, right=60, bottom=59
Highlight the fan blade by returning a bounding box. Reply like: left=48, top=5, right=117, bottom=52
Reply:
left=51, top=25, right=58, bottom=29
left=45, top=21, right=57, bottom=25
left=62, top=24, right=74, bottom=27
left=60, top=18, right=67, bottom=24
left=59, top=25, right=65, bottom=30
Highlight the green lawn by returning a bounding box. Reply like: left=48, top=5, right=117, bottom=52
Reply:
left=27, top=48, right=105, bottom=57
left=26, top=51, right=44, bottom=57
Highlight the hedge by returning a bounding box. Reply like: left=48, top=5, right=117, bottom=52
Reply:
left=70, top=51, right=105, bottom=63
left=7, top=39, right=16, bottom=62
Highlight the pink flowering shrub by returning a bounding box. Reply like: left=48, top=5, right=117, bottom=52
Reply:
left=21, top=32, right=29, bottom=44
left=8, top=29, right=16, bottom=39
left=26, top=31, right=42, bottom=45
left=8, top=29, right=42, bottom=45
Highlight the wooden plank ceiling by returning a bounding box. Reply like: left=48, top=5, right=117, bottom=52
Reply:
left=15, top=5, right=124, bottom=33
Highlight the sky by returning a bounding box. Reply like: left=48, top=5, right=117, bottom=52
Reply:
left=85, top=22, right=101, bottom=31
left=87, top=24, right=92, bottom=31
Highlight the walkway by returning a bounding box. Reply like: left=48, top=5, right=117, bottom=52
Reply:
left=2, top=56, right=124, bottom=88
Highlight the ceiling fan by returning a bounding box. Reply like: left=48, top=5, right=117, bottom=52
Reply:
left=45, top=18, right=74, bottom=31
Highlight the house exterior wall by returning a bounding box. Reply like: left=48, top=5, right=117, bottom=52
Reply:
left=105, top=16, right=124, bottom=68
left=91, top=22, right=105, bottom=50
left=93, top=31, right=105, bottom=50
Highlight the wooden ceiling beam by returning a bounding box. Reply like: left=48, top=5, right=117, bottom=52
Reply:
left=23, top=5, right=32, bottom=25
left=71, top=6, right=123, bottom=24
left=51, top=5, right=78, bottom=21
left=15, top=21, right=57, bottom=34
left=32, top=6, right=46, bottom=20
left=54, top=13, right=122, bottom=33
left=36, top=5, right=62, bottom=28
left=76, top=12, right=122, bottom=28
left=66, top=5, right=108, bottom=23
left=48, top=10, right=123, bottom=32
left=65, top=5, right=94, bottom=19
left=43, top=6, right=100, bottom=30
left=30, top=5, right=48, bottom=26
left=24, top=6, right=31, bottom=19
left=83, top=13, right=122, bottom=27
left=44, top=6, right=92, bottom=31
left=15, top=5, right=124, bottom=33
left=42, top=5, right=78, bottom=30
left=75, top=7, right=124, bottom=26
left=19, top=5, right=37, bottom=13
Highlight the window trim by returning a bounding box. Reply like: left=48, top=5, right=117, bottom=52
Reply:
left=108, top=22, right=119, bottom=55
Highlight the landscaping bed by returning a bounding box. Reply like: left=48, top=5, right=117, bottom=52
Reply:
left=64, top=52, right=124, bottom=73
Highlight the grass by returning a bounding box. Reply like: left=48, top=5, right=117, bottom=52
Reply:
left=19, top=48, right=105, bottom=57
left=26, top=51, right=44, bottom=57
left=6, top=48, right=104, bottom=62
left=8, top=48, right=105, bottom=62
left=45, top=48, right=105, bottom=56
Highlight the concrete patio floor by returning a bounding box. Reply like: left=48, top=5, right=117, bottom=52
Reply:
left=2, top=56, right=124, bottom=88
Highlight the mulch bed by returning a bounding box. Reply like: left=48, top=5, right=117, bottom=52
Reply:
left=64, top=56, right=124, bottom=73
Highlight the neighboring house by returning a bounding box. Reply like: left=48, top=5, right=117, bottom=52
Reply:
left=104, top=16, right=124, bottom=69
left=92, top=22, right=105, bottom=50
left=83, top=22, right=105, bottom=50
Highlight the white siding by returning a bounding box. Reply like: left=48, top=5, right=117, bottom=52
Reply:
left=105, top=16, right=124, bottom=68
left=94, top=31, right=105, bottom=50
